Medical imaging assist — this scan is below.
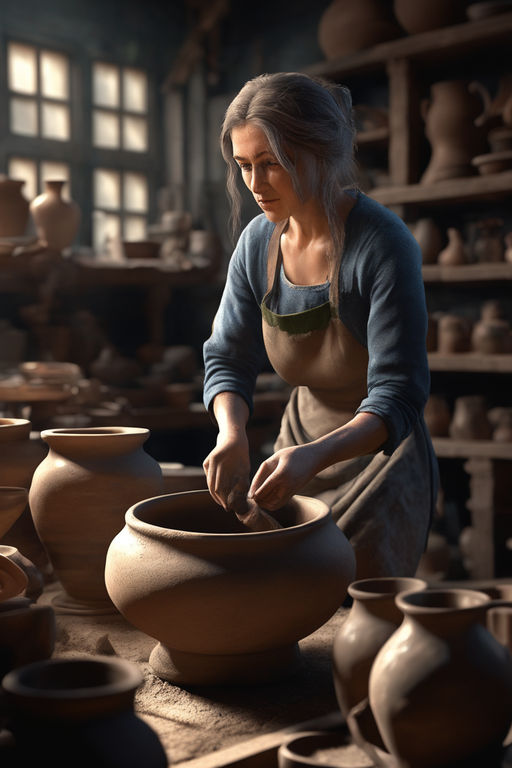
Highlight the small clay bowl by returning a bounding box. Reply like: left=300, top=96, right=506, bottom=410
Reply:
left=278, top=730, right=375, bottom=768
left=471, top=151, right=512, bottom=175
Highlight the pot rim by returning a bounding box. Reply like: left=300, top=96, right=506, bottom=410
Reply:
left=40, top=426, right=149, bottom=438
left=125, top=489, right=331, bottom=539
left=396, top=587, right=491, bottom=614
left=348, top=576, right=428, bottom=601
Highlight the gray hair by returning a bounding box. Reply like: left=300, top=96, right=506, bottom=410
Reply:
left=220, top=71, right=358, bottom=252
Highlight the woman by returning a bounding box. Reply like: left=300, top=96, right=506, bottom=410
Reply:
left=202, top=71, right=438, bottom=578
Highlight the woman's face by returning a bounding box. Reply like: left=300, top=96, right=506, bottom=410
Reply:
left=231, top=122, right=301, bottom=223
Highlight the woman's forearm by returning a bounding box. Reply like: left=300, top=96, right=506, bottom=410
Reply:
left=212, top=391, right=250, bottom=438
left=308, top=411, right=388, bottom=473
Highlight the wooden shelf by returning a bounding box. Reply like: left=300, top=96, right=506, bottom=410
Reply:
left=422, top=262, right=512, bottom=283
left=432, top=437, right=512, bottom=460
left=305, top=13, right=512, bottom=79
left=370, top=171, right=512, bottom=207
left=428, top=353, right=512, bottom=373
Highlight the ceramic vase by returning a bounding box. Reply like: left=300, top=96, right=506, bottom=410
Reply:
left=29, top=180, right=80, bottom=251
left=1, top=656, right=167, bottom=768
left=368, top=588, right=512, bottom=767
left=393, top=0, right=469, bottom=34
left=449, top=395, right=492, bottom=440
left=105, top=489, right=356, bottom=685
left=28, top=427, right=163, bottom=614
left=331, top=577, right=427, bottom=722
left=420, top=80, right=487, bottom=183
left=0, top=177, right=29, bottom=237
left=317, top=0, right=401, bottom=60
left=0, top=596, right=55, bottom=679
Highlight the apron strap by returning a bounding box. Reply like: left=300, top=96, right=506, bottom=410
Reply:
left=266, top=219, right=289, bottom=292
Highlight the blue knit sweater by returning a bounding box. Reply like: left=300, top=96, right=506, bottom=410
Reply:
left=203, top=192, right=429, bottom=454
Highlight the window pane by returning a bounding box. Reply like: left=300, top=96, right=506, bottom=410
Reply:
left=8, top=158, right=37, bottom=201
left=123, top=69, right=147, bottom=113
left=41, top=51, right=69, bottom=100
left=41, top=162, right=70, bottom=199
left=10, top=97, right=38, bottom=136
left=93, top=63, right=119, bottom=107
left=8, top=43, right=37, bottom=94
left=123, top=173, right=148, bottom=212
left=124, top=215, right=147, bottom=241
left=93, top=110, right=120, bottom=148
left=94, top=169, right=121, bottom=210
left=42, top=102, right=70, bottom=140
left=122, top=115, right=147, bottom=152
left=93, top=211, right=121, bottom=254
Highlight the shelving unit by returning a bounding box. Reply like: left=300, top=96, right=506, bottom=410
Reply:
left=305, top=11, right=512, bottom=579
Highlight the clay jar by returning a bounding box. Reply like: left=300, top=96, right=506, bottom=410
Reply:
left=28, top=427, right=163, bottom=614
left=471, top=318, right=511, bottom=354
left=449, top=395, right=493, bottom=440
left=0, top=596, right=55, bottom=679
left=1, top=656, right=167, bottom=768
left=368, top=588, right=512, bottom=768
left=411, top=217, right=444, bottom=264
left=437, top=227, right=468, bottom=265
left=29, top=179, right=80, bottom=251
left=420, top=80, right=487, bottom=184
left=317, top=0, right=401, bottom=60
left=331, top=577, right=427, bottom=722
left=437, top=314, right=471, bottom=353
left=105, top=489, right=356, bottom=686
left=393, top=0, right=469, bottom=34
left=0, top=177, right=29, bottom=237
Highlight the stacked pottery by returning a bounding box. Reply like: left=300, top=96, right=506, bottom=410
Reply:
left=29, top=179, right=80, bottom=252
left=368, top=588, right=512, bottom=767
left=28, top=427, right=163, bottom=614
left=1, top=656, right=167, bottom=768
left=0, top=177, right=29, bottom=237
left=105, top=489, right=356, bottom=685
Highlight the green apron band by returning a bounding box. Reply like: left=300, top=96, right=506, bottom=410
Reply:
left=261, top=299, right=334, bottom=335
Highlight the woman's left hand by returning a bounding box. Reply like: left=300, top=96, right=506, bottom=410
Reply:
left=248, top=444, right=320, bottom=511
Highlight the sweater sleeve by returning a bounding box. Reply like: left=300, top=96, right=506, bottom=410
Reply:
left=202, top=216, right=273, bottom=415
left=350, top=212, right=430, bottom=453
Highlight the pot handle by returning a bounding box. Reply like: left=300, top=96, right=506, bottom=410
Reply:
left=469, top=80, right=491, bottom=127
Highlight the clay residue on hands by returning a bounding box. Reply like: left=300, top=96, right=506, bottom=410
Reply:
left=226, top=490, right=283, bottom=532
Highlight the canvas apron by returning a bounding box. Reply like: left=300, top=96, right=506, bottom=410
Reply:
left=261, top=219, right=437, bottom=579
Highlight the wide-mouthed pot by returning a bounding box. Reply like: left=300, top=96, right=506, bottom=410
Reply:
left=105, top=489, right=356, bottom=685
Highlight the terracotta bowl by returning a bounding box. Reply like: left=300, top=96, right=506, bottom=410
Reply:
left=105, top=489, right=355, bottom=685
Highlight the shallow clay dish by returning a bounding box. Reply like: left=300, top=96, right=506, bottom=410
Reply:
left=278, top=729, right=375, bottom=768
left=471, top=150, right=512, bottom=174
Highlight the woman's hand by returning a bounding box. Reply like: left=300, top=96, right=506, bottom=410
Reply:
left=248, top=443, right=320, bottom=511
left=203, top=431, right=251, bottom=509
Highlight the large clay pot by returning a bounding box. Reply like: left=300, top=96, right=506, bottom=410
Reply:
left=0, top=596, right=55, bottom=678
left=420, top=80, right=487, bottom=184
left=449, top=395, right=492, bottom=440
left=1, top=656, right=167, bottom=768
left=105, top=489, right=356, bottom=685
left=0, top=177, right=29, bottom=237
left=369, top=588, right=512, bottom=767
left=317, top=0, right=402, bottom=60
left=331, top=577, right=427, bottom=722
left=394, top=0, right=470, bottom=34
left=29, top=427, right=163, bottom=614
left=0, top=488, right=28, bottom=540
left=29, top=179, right=80, bottom=251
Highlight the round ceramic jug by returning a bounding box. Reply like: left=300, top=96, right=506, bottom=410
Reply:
left=105, top=489, right=356, bottom=685
left=317, top=0, right=401, bottom=60
left=331, top=577, right=427, bottom=721
left=420, top=80, right=487, bottom=184
left=0, top=177, right=29, bottom=237
left=437, top=227, right=468, bottom=265
left=1, top=656, right=167, bottom=768
left=369, top=588, right=512, bottom=768
left=29, top=427, right=163, bottom=614
left=29, top=179, right=80, bottom=251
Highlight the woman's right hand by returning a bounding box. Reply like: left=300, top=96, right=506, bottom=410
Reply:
left=203, top=431, right=251, bottom=509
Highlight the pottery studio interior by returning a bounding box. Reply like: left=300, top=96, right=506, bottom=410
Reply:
left=1, top=0, right=512, bottom=766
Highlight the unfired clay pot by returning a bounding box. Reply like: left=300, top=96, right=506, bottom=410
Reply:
left=1, top=656, right=167, bottom=768
left=420, top=80, right=487, bottom=183
left=331, top=577, right=427, bottom=722
left=29, top=427, right=163, bottom=614
left=317, top=0, right=402, bottom=60
left=437, top=227, right=468, bottom=265
left=449, top=395, right=493, bottom=440
left=412, top=217, right=444, bottom=264
left=0, top=177, right=29, bottom=237
left=368, top=588, right=512, bottom=767
left=29, top=179, right=80, bottom=251
left=105, top=489, right=356, bottom=685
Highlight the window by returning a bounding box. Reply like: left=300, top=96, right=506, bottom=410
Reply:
left=8, top=157, right=70, bottom=201
left=92, top=63, right=148, bottom=152
left=8, top=43, right=70, bottom=140
left=93, top=169, right=148, bottom=252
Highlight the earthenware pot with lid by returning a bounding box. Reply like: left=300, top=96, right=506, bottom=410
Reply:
left=105, top=489, right=356, bottom=685
left=28, top=426, right=163, bottom=615
left=368, top=588, right=512, bottom=767
left=1, top=655, right=167, bottom=768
